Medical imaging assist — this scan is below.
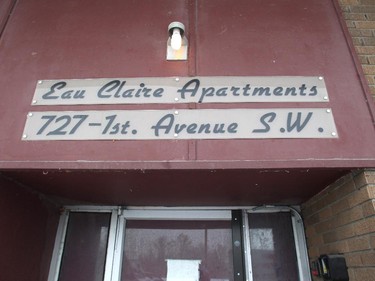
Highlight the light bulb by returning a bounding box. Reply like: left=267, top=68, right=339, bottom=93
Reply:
left=171, top=28, right=182, bottom=50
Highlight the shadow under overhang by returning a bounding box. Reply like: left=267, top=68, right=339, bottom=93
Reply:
left=1, top=168, right=349, bottom=206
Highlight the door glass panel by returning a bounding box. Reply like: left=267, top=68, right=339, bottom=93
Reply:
left=121, top=220, right=234, bottom=281
left=58, top=212, right=111, bottom=281
left=248, top=212, right=299, bottom=281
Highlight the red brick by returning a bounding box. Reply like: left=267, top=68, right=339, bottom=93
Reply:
left=323, top=240, right=349, bottom=253
left=360, top=0, right=375, bottom=5
left=337, top=224, right=357, bottom=240
left=308, top=246, right=319, bottom=259
left=366, top=56, right=375, bottom=64
left=334, top=173, right=354, bottom=188
left=343, top=12, right=367, bottom=20
left=354, top=171, right=368, bottom=188
left=362, top=65, right=375, bottom=74
left=317, top=224, right=356, bottom=244
left=355, top=20, right=375, bottom=28
left=348, top=268, right=356, bottom=281
left=363, top=37, right=375, bottom=45
left=347, top=20, right=357, bottom=28
left=308, top=234, right=324, bottom=247
left=347, top=236, right=371, bottom=252
left=315, top=218, right=335, bottom=234
left=354, top=217, right=375, bottom=235
left=365, top=74, right=375, bottom=84
left=351, top=6, right=375, bottom=13
left=368, top=185, right=375, bottom=198
left=353, top=268, right=375, bottom=281
left=348, top=187, right=373, bottom=207
left=364, top=171, right=375, bottom=182
left=336, top=205, right=363, bottom=227
left=345, top=252, right=363, bottom=267
left=339, top=0, right=359, bottom=5
left=355, top=46, right=375, bottom=54
left=301, top=203, right=313, bottom=216
left=361, top=252, right=375, bottom=266
left=331, top=198, right=351, bottom=215
left=318, top=206, right=332, bottom=221
left=302, top=200, right=321, bottom=218
left=313, top=197, right=330, bottom=215
left=370, top=235, right=375, bottom=248
left=305, top=212, right=320, bottom=226
left=305, top=225, right=316, bottom=238
left=359, top=55, right=370, bottom=64
left=362, top=200, right=375, bottom=217
left=341, top=5, right=352, bottom=13
left=323, top=231, right=338, bottom=244
left=303, top=190, right=329, bottom=213
left=349, top=28, right=373, bottom=37
left=330, top=180, right=356, bottom=201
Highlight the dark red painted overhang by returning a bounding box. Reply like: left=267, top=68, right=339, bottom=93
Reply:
left=1, top=0, right=375, bottom=170
left=1, top=169, right=349, bottom=206
left=0, top=0, right=373, bottom=204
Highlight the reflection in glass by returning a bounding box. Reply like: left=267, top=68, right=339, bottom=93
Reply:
left=249, top=228, right=274, bottom=250
left=121, top=220, right=233, bottom=281
left=58, top=212, right=111, bottom=281
left=248, top=213, right=299, bottom=281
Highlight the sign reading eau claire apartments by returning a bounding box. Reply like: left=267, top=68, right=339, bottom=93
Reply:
left=22, top=76, right=338, bottom=140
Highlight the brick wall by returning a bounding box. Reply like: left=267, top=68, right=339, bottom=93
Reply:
left=301, top=2, right=375, bottom=279
left=339, top=0, right=375, bottom=98
left=302, top=170, right=375, bottom=281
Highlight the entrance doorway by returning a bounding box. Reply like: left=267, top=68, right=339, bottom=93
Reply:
left=48, top=207, right=311, bottom=281
left=121, top=220, right=233, bottom=281
left=248, top=212, right=299, bottom=281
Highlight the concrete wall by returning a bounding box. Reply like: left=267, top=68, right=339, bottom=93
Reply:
left=0, top=175, right=59, bottom=281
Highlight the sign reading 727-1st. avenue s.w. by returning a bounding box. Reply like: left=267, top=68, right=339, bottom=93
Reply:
left=22, top=109, right=338, bottom=140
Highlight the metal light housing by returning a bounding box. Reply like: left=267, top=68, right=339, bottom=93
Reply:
left=167, top=21, right=188, bottom=60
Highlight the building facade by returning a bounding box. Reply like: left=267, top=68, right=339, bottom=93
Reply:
left=0, top=1, right=374, bottom=281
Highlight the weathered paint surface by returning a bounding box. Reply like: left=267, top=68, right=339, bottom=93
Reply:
left=4, top=169, right=348, bottom=206
left=0, top=175, right=59, bottom=281
left=0, top=0, right=373, bottom=204
left=0, top=0, right=374, bottom=170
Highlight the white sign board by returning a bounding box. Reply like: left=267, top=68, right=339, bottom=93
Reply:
left=22, top=108, right=338, bottom=140
left=166, top=259, right=201, bottom=281
left=31, top=76, right=329, bottom=105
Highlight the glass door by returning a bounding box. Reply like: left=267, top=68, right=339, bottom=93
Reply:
left=121, top=220, right=233, bottom=281
left=247, top=212, right=299, bottom=281
left=48, top=207, right=311, bottom=281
